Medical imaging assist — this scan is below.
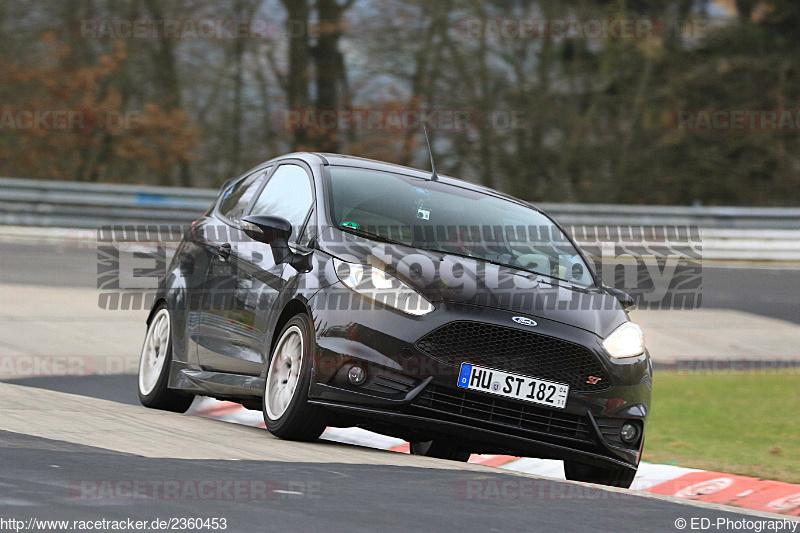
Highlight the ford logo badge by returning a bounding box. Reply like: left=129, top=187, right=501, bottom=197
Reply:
left=512, top=316, right=537, bottom=327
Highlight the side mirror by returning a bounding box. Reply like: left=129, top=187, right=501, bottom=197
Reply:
left=603, top=285, right=635, bottom=310
left=241, top=215, right=311, bottom=272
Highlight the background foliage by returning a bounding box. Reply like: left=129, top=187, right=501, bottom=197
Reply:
left=0, top=0, right=798, bottom=206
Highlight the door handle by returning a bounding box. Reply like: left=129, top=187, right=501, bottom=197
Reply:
left=217, top=243, right=232, bottom=261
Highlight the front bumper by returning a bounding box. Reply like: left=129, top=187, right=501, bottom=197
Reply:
left=307, top=290, right=652, bottom=469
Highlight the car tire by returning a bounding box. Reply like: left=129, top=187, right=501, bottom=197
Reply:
left=410, top=440, right=471, bottom=462
left=563, top=461, right=638, bottom=488
left=263, top=314, right=326, bottom=441
left=138, top=305, right=194, bottom=413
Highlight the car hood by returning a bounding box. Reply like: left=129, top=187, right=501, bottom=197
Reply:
left=317, top=227, right=628, bottom=338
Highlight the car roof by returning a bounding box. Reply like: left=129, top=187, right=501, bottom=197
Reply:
left=255, top=151, right=531, bottom=208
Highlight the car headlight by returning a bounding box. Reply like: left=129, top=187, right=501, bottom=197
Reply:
left=602, top=322, right=645, bottom=358
left=333, top=259, right=434, bottom=316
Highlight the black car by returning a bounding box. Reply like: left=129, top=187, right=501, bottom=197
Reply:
left=138, top=152, right=651, bottom=488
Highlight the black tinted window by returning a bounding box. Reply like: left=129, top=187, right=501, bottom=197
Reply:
left=218, top=169, right=267, bottom=224
left=328, top=166, right=593, bottom=286
left=249, top=164, right=314, bottom=241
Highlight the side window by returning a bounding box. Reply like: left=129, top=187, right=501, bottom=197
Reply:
left=249, top=164, right=314, bottom=242
left=218, top=168, right=268, bottom=224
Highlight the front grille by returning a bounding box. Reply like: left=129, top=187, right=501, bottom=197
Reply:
left=363, top=374, right=417, bottom=395
left=415, top=321, right=610, bottom=392
left=413, top=384, right=593, bottom=442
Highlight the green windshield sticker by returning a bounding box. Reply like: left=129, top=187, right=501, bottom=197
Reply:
left=341, top=221, right=360, bottom=229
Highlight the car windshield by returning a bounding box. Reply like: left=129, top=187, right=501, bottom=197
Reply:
left=327, top=166, right=594, bottom=287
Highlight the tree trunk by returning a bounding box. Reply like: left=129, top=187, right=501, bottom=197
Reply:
left=281, top=0, right=312, bottom=150
left=399, top=1, right=451, bottom=166
left=311, top=0, right=350, bottom=152
left=230, top=0, right=246, bottom=175
left=143, top=0, right=191, bottom=186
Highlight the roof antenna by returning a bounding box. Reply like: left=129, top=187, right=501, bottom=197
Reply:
left=422, top=125, right=438, bottom=181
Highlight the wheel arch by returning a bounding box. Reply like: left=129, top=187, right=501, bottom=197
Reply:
left=269, top=298, right=312, bottom=356
left=145, top=297, right=168, bottom=326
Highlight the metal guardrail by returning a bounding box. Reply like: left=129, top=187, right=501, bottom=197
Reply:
left=1, top=177, right=798, bottom=260
left=538, top=203, right=800, bottom=230
left=0, top=177, right=215, bottom=228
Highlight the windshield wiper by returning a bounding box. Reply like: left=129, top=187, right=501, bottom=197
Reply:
left=338, top=225, right=408, bottom=246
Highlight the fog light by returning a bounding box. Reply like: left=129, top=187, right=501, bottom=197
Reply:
left=348, top=365, right=367, bottom=385
left=620, top=422, right=639, bottom=444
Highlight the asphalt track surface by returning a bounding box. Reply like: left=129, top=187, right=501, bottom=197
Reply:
left=1, top=241, right=798, bottom=323
left=9, top=374, right=140, bottom=405
left=0, top=377, right=793, bottom=533
left=0, top=432, right=776, bottom=533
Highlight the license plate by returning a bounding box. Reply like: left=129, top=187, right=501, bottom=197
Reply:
left=457, top=363, right=569, bottom=409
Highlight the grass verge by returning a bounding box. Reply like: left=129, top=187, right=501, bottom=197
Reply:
left=642, top=371, right=800, bottom=483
